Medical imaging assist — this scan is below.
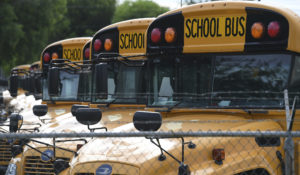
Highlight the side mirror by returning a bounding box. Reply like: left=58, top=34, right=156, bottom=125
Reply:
left=9, top=113, right=22, bottom=132
left=75, top=108, right=102, bottom=125
left=71, top=104, right=89, bottom=116
left=48, top=67, right=60, bottom=96
left=28, top=76, right=35, bottom=93
left=133, top=111, right=162, bottom=131
left=35, top=76, right=42, bottom=93
left=95, top=63, right=108, bottom=99
left=9, top=75, right=18, bottom=97
left=11, top=145, right=23, bottom=157
left=0, top=92, right=3, bottom=104
left=33, top=105, right=48, bottom=117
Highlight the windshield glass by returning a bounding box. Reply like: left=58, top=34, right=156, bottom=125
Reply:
left=149, top=53, right=294, bottom=108
left=43, top=69, right=92, bottom=102
left=91, top=61, right=146, bottom=104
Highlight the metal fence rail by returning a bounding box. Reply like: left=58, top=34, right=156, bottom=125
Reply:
left=1, top=131, right=300, bottom=139
left=0, top=131, right=299, bottom=175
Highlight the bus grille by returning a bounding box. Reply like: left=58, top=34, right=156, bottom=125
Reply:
left=0, top=139, right=12, bottom=164
left=24, top=156, right=70, bottom=175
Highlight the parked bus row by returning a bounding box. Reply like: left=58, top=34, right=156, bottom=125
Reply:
left=1, top=1, right=300, bottom=175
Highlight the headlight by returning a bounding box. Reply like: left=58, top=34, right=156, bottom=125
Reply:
left=5, top=163, right=17, bottom=175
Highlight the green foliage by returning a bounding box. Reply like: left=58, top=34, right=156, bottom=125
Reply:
left=113, top=0, right=169, bottom=23
left=0, top=1, right=24, bottom=74
left=0, top=0, right=116, bottom=76
left=66, top=0, right=116, bottom=37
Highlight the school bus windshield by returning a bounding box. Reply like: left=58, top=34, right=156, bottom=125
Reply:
left=91, top=61, right=146, bottom=104
left=148, top=53, right=299, bottom=109
left=42, top=69, right=92, bottom=102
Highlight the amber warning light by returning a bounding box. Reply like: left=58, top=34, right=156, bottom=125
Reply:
left=165, top=27, right=176, bottom=43
left=212, top=148, right=225, bottom=165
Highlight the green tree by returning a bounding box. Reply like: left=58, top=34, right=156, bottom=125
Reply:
left=0, top=1, right=24, bottom=74
left=113, top=0, right=169, bottom=23
left=66, top=0, right=116, bottom=36
left=0, top=0, right=69, bottom=75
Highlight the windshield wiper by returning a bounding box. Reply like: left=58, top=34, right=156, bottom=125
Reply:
left=155, top=101, right=183, bottom=112
left=96, top=97, right=118, bottom=108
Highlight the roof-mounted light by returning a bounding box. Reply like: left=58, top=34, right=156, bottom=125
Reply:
left=84, top=48, right=90, bottom=59
left=268, top=21, right=280, bottom=38
left=212, top=148, right=225, bottom=165
left=94, top=39, right=102, bottom=52
left=52, top=52, right=58, bottom=60
left=104, top=38, right=113, bottom=51
left=165, top=27, right=176, bottom=43
left=251, top=22, right=264, bottom=39
left=43, top=53, right=50, bottom=63
left=151, top=28, right=161, bottom=43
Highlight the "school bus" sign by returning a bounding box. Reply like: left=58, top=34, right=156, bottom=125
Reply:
left=63, top=45, right=82, bottom=61
left=119, top=29, right=146, bottom=56
left=183, top=13, right=247, bottom=53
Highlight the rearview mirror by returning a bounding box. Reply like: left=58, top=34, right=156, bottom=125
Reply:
left=28, top=76, right=35, bottom=93
left=0, top=92, right=3, bottom=104
left=95, top=63, right=108, bottom=99
left=9, top=75, right=18, bottom=97
left=133, top=111, right=162, bottom=131
left=9, top=113, right=23, bottom=132
left=33, top=105, right=48, bottom=117
left=71, top=104, right=89, bottom=116
left=75, top=108, right=102, bottom=125
left=35, top=76, right=42, bottom=93
left=48, top=67, right=60, bottom=96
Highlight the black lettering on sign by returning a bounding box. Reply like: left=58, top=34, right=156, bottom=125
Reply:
left=63, top=48, right=81, bottom=60
left=225, top=17, right=231, bottom=37
left=120, top=34, right=125, bottom=49
left=203, top=18, right=209, bottom=37
left=239, top=16, right=245, bottom=36
left=120, top=33, right=145, bottom=49
left=185, top=16, right=246, bottom=39
left=216, top=18, right=222, bottom=37
left=210, top=18, right=216, bottom=37
left=185, top=19, right=192, bottom=38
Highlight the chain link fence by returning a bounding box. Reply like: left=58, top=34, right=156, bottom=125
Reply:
left=0, top=129, right=299, bottom=175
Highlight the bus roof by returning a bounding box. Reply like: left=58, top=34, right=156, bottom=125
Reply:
left=13, top=64, right=30, bottom=71
left=148, top=1, right=300, bottom=53
left=41, top=37, right=92, bottom=55
left=94, top=18, right=154, bottom=36
left=92, top=18, right=155, bottom=57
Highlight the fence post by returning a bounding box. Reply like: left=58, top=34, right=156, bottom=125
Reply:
left=284, top=89, right=295, bottom=175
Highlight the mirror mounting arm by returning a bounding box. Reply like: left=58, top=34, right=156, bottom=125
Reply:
left=87, top=125, right=107, bottom=132
left=149, top=137, right=193, bottom=175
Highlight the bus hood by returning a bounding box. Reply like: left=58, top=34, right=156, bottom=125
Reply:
left=71, top=113, right=283, bottom=174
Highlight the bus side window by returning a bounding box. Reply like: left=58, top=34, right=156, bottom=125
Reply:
left=289, top=56, right=300, bottom=90
left=288, top=55, right=300, bottom=105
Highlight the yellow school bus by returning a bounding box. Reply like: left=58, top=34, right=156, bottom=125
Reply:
left=5, top=37, right=95, bottom=175
left=9, top=64, right=31, bottom=97
left=29, top=18, right=153, bottom=175
left=67, top=1, right=300, bottom=175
